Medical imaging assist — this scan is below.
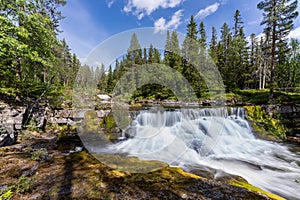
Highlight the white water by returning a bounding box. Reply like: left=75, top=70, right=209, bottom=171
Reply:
left=100, top=107, right=300, bottom=199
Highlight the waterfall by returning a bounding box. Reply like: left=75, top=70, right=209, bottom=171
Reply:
left=96, top=107, right=300, bottom=200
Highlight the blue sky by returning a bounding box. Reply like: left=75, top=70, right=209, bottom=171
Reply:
left=58, top=0, right=300, bottom=60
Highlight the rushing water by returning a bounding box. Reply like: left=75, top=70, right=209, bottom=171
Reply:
left=97, top=107, right=300, bottom=199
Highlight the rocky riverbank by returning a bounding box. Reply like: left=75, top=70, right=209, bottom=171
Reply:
left=0, top=100, right=297, bottom=199
left=0, top=130, right=283, bottom=200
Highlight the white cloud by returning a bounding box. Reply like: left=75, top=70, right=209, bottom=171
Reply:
left=106, top=0, right=115, bottom=8
left=124, top=0, right=184, bottom=19
left=154, top=9, right=183, bottom=33
left=195, top=2, right=220, bottom=19
left=289, top=26, right=300, bottom=39
left=220, top=0, right=228, bottom=5
left=247, top=20, right=259, bottom=25
left=245, top=26, right=300, bottom=44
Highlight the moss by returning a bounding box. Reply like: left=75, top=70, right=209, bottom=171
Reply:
left=93, top=154, right=168, bottom=173
left=168, top=167, right=203, bottom=180
left=244, top=106, right=287, bottom=140
left=229, top=180, right=285, bottom=200
left=56, top=125, right=76, bottom=140
left=79, top=110, right=101, bottom=133
left=100, top=115, right=117, bottom=130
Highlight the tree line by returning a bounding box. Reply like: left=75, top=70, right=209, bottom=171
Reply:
left=0, top=0, right=298, bottom=103
left=94, top=0, right=299, bottom=101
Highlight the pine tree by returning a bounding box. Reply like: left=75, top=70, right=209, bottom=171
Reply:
left=257, top=0, right=298, bottom=101
left=182, top=15, right=204, bottom=97
left=233, top=10, right=243, bottom=37
left=218, top=23, right=232, bottom=90
left=289, top=39, right=300, bottom=89
left=127, top=33, right=142, bottom=64
left=199, top=21, right=207, bottom=48
left=148, top=44, right=154, bottom=63
left=106, top=65, right=113, bottom=93
left=209, top=26, right=218, bottom=62
left=229, top=11, right=249, bottom=89
left=164, top=30, right=171, bottom=66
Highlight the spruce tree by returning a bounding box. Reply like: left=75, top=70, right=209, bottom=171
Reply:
left=199, top=21, right=207, bottom=48
left=257, top=0, right=298, bottom=101
left=127, top=33, right=142, bottom=64
left=209, top=26, right=218, bottom=62
left=170, top=30, right=182, bottom=72
left=233, top=10, right=243, bottom=37
left=182, top=15, right=203, bottom=97
left=164, top=31, right=171, bottom=66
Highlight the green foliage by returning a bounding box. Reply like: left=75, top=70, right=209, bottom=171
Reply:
left=31, top=148, right=48, bottom=161
left=16, top=175, right=35, bottom=193
left=0, top=190, right=13, bottom=200
left=1, top=0, right=298, bottom=103
left=245, top=106, right=287, bottom=140
left=234, top=89, right=300, bottom=104
left=0, top=0, right=80, bottom=103
left=100, top=115, right=117, bottom=131
left=257, top=0, right=298, bottom=100
left=0, top=175, right=34, bottom=200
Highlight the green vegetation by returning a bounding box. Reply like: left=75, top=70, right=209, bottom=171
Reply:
left=231, top=89, right=300, bottom=105
left=90, top=2, right=299, bottom=102
left=1, top=1, right=299, bottom=104
left=244, top=105, right=287, bottom=140
left=100, top=115, right=117, bottom=132
left=30, top=148, right=48, bottom=161
left=0, top=175, right=34, bottom=200
left=0, top=0, right=81, bottom=105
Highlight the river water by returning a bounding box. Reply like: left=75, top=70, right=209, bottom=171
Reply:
left=94, top=107, right=300, bottom=199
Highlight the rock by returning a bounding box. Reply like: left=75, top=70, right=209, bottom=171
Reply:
left=0, top=125, right=16, bottom=147
left=22, top=164, right=39, bottom=176
left=28, top=193, right=42, bottom=200
left=69, top=146, right=83, bottom=154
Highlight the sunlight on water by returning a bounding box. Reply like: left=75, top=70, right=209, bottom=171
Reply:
left=97, top=107, right=300, bottom=199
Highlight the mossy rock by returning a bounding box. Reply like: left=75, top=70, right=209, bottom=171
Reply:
left=244, top=106, right=287, bottom=141
left=93, top=154, right=169, bottom=173
left=228, top=179, right=285, bottom=200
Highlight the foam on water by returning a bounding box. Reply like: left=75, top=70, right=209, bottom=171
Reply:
left=97, top=107, right=300, bottom=199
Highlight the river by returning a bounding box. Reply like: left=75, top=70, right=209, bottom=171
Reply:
left=91, top=107, right=300, bottom=199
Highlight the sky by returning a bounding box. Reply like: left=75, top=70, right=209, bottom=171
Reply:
left=58, top=0, right=300, bottom=61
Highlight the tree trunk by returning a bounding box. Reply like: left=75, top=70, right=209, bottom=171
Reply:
left=259, top=62, right=262, bottom=90
left=269, top=0, right=277, bottom=102
left=262, top=62, right=266, bottom=89
left=15, top=58, right=21, bottom=101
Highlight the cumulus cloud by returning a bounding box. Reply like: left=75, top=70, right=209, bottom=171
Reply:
left=289, top=26, right=300, bottom=39
left=124, top=0, right=184, bottom=19
left=195, top=2, right=220, bottom=19
left=154, top=9, right=183, bottom=33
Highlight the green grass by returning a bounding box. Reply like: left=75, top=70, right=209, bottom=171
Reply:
left=232, top=89, right=300, bottom=105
